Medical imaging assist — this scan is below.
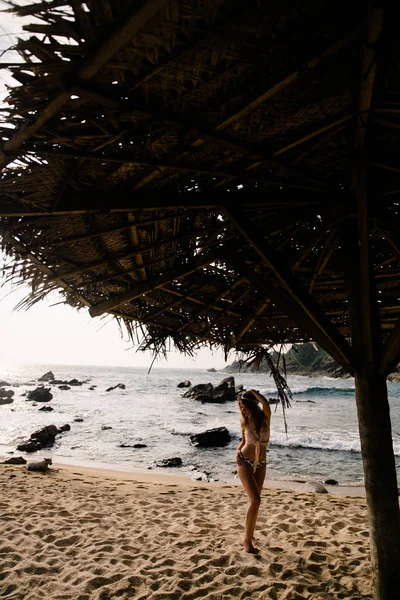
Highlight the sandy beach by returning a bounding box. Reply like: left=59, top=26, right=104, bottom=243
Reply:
left=0, top=463, right=373, bottom=600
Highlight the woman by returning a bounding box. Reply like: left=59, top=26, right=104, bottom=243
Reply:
left=236, top=389, right=271, bottom=553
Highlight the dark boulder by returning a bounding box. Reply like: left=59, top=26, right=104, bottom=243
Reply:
left=0, top=387, right=14, bottom=399
left=213, top=377, right=236, bottom=402
left=58, top=385, right=71, bottom=390
left=74, top=417, right=84, bottom=422
left=17, top=440, right=40, bottom=453
left=101, top=425, right=112, bottom=430
left=207, top=368, right=217, bottom=372
left=89, top=386, right=97, bottom=390
left=0, top=380, right=10, bottom=386
left=58, top=424, right=71, bottom=432
left=106, top=383, right=126, bottom=392
left=0, top=396, right=14, bottom=406
left=154, top=457, right=182, bottom=468
left=3, top=456, right=27, bottom=465
left=118, top=443, right=147, bottom=448
left=177, top=380, right=191, bottom=388
left=38, top=371, right=55, bottom=382
left=190, top=427, right=231, bottom=447
left=183, top=383, right=214, bottom=402
left=27, top=387, right=53, bottom=403
left=324, top=478, right=339, bottom=486
left=38, top=406, right=54, bottom=412
left=68, top=379, right=82, bottom=386
left=16, top=424, right=68, bottom=453
left=183, top=378, right=236, bottom=403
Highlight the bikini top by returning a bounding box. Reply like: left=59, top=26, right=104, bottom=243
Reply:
left=244, top=423, right=270, bottom=471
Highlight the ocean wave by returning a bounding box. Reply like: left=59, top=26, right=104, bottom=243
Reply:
left=292, top=386, right=355, bottom=397
left=270, top=432, right=400, bottom=456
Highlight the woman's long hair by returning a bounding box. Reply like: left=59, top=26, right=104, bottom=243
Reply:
left=238, top=391, right=267, bottom=435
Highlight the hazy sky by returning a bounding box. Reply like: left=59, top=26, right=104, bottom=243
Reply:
left=0, top=3, right=229, bottom=369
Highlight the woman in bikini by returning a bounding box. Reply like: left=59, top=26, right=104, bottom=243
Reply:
left=236, top=389, right=271, bottom=553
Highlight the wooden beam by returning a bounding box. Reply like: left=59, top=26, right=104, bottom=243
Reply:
left=89, top=251, right=217, bottom=318
left=0, top=0, right=167, bottom=166
left=272, top=114, right=353, bottom=158
left=214, top=32, right=357, bottom=133
left=223, top=206, right=356, bottom=372
left=352, top=6, right=384, bottom=371
left=22, top=147, right=324, bottom=192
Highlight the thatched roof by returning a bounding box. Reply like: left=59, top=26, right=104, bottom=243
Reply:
left=0, top=1, right=398, bottom=370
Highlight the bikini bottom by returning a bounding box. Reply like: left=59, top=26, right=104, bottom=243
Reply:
left=238, top=451, right=266, bottom=471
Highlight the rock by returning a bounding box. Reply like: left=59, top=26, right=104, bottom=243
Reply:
left=106, top=383, right=126, bottom=392
left=154, top=457, right=182, bottom=468
left=58, top=424, right=71, bottom=432
left=101, top=425, right=112, bottom=430
left=183, top=383, right=214, bottom=402
left=118, top=443, right=148, bottom=448
left=183, top=378, right=236, bottom=403
left=190, top=427, right=231, bottom=447
left=0, top=387, right=14, bottom=398
left=38, top=371, right=55, bottom=382
left=324, top=478, right=339, bottom=486
left=17, top=440, right=40, bottom=453
left=89, top=386, right=96, bottom=390
left=2, top=456, right=27, bottom=465
left=177, top=380, right=191, bottom=388
left=207, top=368, right=217, bottom=372
left=235, top=384, right=244, bottom=394
left=68, top=379, right=82, bottom=386
left=0, top=396, right=14, bottom=405
left=213, top=377, right=236, bottom=402
left=38, top=406, right=54, bottom=412
left=0, top=380, right=10, bottom=386
left=17, top=424, right=63, bottom=453
left=74, top=418, right=84, bottom=422
left=58, top=385, right=71, bottom=390
left=26, top=387, right=53, bottom=403
left=300, top=481, right=328, bottom=494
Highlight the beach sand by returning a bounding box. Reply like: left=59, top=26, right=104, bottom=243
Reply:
left=0, top=464, right=372, bottom=599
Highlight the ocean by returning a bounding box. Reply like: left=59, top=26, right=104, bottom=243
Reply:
left=1, top=363, right=400, bottom=485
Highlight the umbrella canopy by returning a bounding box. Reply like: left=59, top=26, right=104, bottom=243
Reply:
left=0, top=0, right=396, bottom=371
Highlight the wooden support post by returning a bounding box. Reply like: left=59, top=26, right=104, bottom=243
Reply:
left=354, top=371, right=400, bottom=600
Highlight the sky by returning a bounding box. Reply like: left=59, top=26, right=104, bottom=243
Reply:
left=0, top=2, right=229, bottom=369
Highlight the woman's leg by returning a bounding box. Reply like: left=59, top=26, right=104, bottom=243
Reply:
left=252, top=464, right=266, bottom=542
left=237, top=463, right=261, bottom=553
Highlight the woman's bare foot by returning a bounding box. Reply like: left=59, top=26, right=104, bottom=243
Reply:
left=243, top=539, right=259, bottom=554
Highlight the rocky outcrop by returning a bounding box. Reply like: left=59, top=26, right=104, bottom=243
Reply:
left=68, top=379, right=83, bottom=386
left=38, top=371, right=55, bottom=382
left=16, top=424, right=70, bottom=453
left=58, top=385, right=71, bottom=390
left=38, top=406, right=54, bottom=412
left=106, top=383, right=126, bottom=392
left=154, top=457, right=182, bottom=468
left=224, top=343, right=347, bottom=378
left=0, top=388, right=14, bottom=404
left=207, top=368, right=217, bottom=372
left=177, top=380, right=191, bottom=388
left=190, top=427, right=231, bottom=447
left=183, top=377, right=236, bottom=403
left=2, top=456, right=27, bottom=465
left=118, top=443, right=147, bottom=448
left=26, top=387, right=53, bottom=403
left=101, top=425, right=112, bottom=430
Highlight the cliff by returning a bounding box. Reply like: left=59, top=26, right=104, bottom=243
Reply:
left=224, top=343, right=400, bottom=381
